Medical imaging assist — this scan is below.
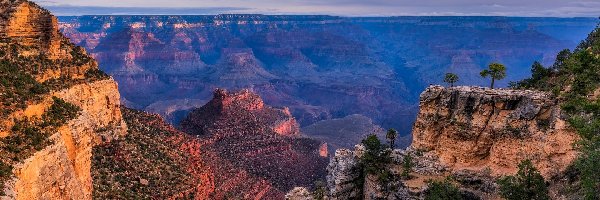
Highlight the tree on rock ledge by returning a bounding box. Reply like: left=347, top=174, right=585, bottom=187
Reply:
left=444, top=73, right=459, bottom=87
left=386, top=128, right=398, bottom=148
left=480, top=63, right=506, bottom=89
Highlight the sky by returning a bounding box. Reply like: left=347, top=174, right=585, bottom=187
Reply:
left=33, top=0, right=600, bottom=17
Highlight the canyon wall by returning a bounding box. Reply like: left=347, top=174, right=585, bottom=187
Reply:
left=0, top=1, right=127, bottom=199
left=412, top=85, right=578, bottom=178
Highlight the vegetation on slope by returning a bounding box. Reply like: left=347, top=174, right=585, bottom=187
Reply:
left=0, top=39, right=109, bottom=116
left=92, top=108, right=201, bottom=199
left=512, top=22, right=600, bottom=199
left=497, top=160, right=549, bottom=200
left=0, top=60, right=49, bottom=115
left=423, top=179, right=464, bottom=200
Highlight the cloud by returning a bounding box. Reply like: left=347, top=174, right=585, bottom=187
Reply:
left=42, top=5, right=250, bottom=16
left=32, top=0, right=600, bottom=17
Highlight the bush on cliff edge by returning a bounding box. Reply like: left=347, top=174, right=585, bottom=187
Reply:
left=497, top=160, right=549, bottom=200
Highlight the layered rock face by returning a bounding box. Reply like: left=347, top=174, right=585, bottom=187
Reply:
left=1, top=0, right=62, bottom=58
left=182, top=89, right=300, bottom=136
left=317, top=85, right=582, bottom=199
left=181, top=89, right=328, bottom=195
left=412, top=85, right=578, bottom=178
left=0, top=1, right=127, bottom=199
left=7, top=80, right=126, bottom=199
left=1, top=0, right=95, bottom=81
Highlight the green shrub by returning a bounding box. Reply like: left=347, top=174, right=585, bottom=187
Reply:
left=575, top=139, right=600, bottom=200
left=401, top=153, right=414, bottom=179
left=313, top=181, right=326, bottom=200
left=0, top=60, right=49, bottom=115
left=42, top=97, right=82, bottom=127
left=424, top=179, right=463, bottom=200
left=497, top=160, right=549, bottom=200
left=84, top=68, right=109, bottom=80
left=0, top=161, right=12, bottom=178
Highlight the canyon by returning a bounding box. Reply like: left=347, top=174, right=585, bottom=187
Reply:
left=1, top=0, right=598, bottom=199
left=57, top=15, right=598, bottom=148
left=0, top=1, right=327, bottom=199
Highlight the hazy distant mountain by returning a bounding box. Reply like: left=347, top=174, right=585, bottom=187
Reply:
left=58, top=15, right=598, bottom=136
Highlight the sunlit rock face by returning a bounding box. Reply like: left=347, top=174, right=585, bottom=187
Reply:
left=58, top=15, right=598, bottom=136
left=0, top=1, right=127, bottom=199
left=412, top=85, right=579, bottom=178
left=181, top=89, right=328, bottom=195
left=321, top=85, right=581, bottom=199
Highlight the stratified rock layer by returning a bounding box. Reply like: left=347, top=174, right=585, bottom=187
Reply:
left=412, top=85, right=579, bottom=178
left=0, top=1, right=127, bottom=199
left=181, top=89, right=328, bottom=195
left=8, top=80, right=126, bottom=199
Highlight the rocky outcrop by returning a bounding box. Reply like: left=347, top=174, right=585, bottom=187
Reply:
left=181, top=89, right=328, bottom=197
left=182, top=89, right=300, bottom=136
left=0, top=1, right=127, bottom=199
left=321, top=86, right=581, bottom=199
left=0, top=0, right=64, bottom=59
left=285, top=187, right=314, bottom=200
left=326, top=146, right=363, bottom=199
left=412, top=85, right=579, bottom=178
left=325, top=146, right=418, bottom=200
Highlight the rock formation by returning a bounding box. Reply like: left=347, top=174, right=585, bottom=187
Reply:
left=182, top=88, right=300, bottom=136
left=326, top=146, right=363, bottom=199
left=412, top=85, right=578, bottom=178
left=319, top=85, right=582, bottom=199
left=93, top=108, right=286, bottom=199
left=181, top=89, right=328, bottom=194
left=0, top=0, right=127, bottom=199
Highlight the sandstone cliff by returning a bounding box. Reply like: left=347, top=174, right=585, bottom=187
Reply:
left=308, top=85, right=581, bottom=199
left=0, top=1, right=127, bottom=199
left=412, top=85, right=578, bottom=178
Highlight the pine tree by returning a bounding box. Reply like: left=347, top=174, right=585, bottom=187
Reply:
left=480, top=63, right=507, bottom=89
